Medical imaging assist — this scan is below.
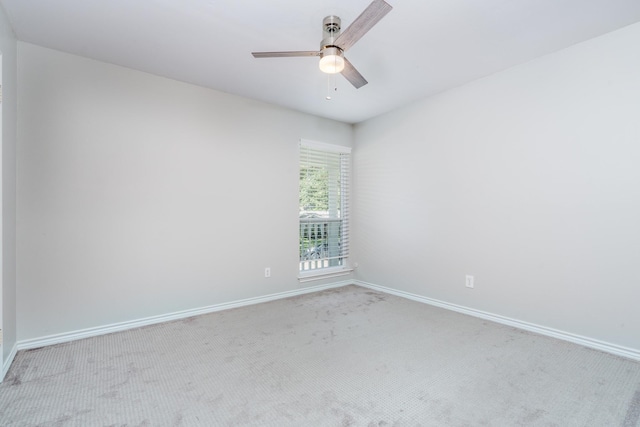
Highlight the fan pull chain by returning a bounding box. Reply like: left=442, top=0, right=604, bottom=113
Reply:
left=326, top=73, right=337, bottom=101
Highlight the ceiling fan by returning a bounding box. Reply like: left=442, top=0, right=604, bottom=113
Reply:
left=251, top=0, right=393, bottom=89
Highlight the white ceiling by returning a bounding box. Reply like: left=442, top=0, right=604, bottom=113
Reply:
left=3, top=0, right=640, bottom=124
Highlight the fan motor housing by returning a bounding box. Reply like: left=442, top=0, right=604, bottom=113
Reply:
left=321, top=15, right=341, bottom=50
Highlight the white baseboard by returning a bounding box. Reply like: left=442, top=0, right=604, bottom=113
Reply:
left=355, top=280, right=640, bottom=361
left=13, top=278, right=639, bottom=368
left=17, top=280, right=353, bottom=352
left=1, top=343, right=18, bottom=383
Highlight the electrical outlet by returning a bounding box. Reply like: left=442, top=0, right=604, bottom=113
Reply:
left=265, top=267, right=271, bottom=278
left=465, top=275, right=474, bottom=288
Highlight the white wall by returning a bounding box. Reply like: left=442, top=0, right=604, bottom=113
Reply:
left=17, top=42, right=352, bottom=341
left=353, top=22, right=640, bottom=350
left=15, top=21, right=640, bottom=353
left=0, top=4, right=17, bottom=373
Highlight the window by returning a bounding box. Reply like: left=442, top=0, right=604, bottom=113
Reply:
left=299, top=140, right=351, bottom=276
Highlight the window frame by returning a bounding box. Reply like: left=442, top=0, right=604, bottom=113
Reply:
left=298, top=139, right=353, bottom=282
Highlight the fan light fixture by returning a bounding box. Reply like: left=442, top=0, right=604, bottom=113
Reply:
left=319, top=47, right=345, bottom=74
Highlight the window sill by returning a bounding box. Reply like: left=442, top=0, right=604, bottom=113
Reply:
left=298, top=267, right=354, bottom=283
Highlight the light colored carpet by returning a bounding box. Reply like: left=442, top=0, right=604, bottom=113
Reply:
left=1, top=285, right=639, bottom=426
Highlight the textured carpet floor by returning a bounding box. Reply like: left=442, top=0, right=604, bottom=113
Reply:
left=1, top=285, right=639, bottom=426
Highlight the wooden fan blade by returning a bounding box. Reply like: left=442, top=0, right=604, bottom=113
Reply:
left=334, top=0, right=392, bottom=52
left=341, top=58, right=368, bottom=89
left=252, top=51, right=320, bottom=58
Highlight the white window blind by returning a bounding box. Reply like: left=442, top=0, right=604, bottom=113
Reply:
left=299, top=140, right=350, bottom=273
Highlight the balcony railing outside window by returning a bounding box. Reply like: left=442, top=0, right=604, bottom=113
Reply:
left=299, top=217, right=344, bottom=271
